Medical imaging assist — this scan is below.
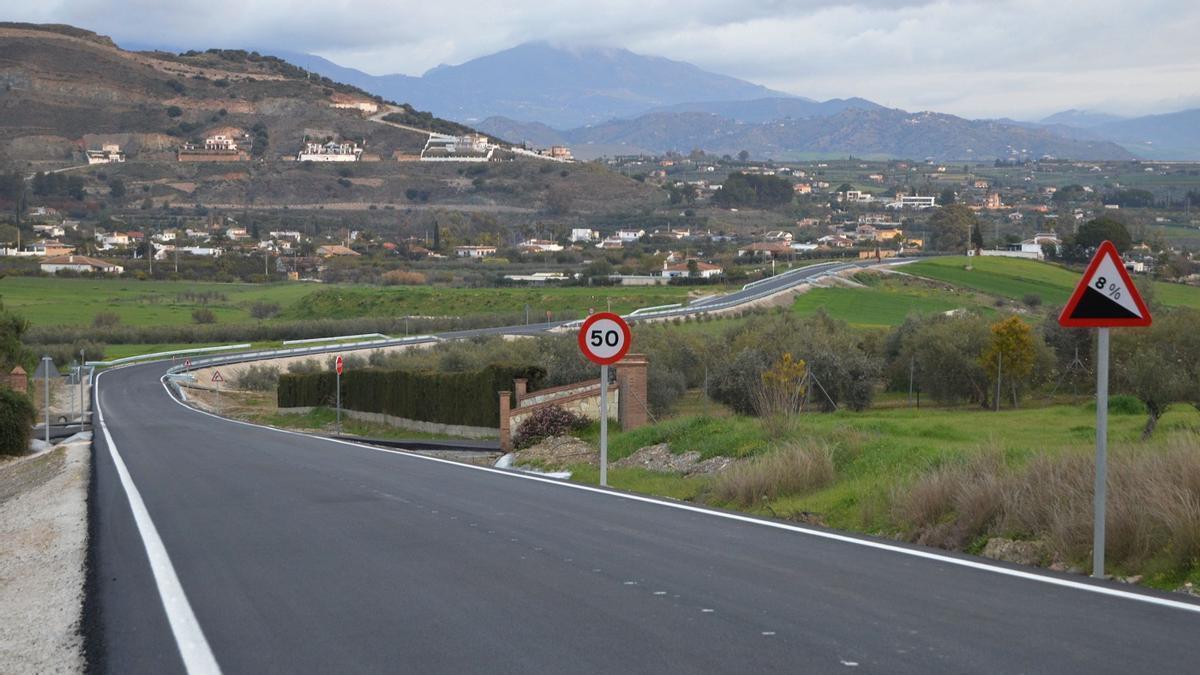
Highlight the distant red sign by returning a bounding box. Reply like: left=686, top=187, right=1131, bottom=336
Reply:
left=184, top=358, right=191, bottom=369
left=336, top=355, right=344, bottom=375
left=211, top=369, right=224, bottom=383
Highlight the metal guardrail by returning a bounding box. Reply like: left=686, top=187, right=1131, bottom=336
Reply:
left=88, top=343, right=252, bottom=367
left=629, top=303, right=683, bottom=316
left=282, top=333, right=389, bottom=345
left=163, top=335, right=442, bottom=377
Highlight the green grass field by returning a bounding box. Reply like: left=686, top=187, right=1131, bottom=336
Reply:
left=906, top=257, right=1200, bottom=310
left=792, top=282, right=991, bottom=328
left=0, top=276, right=693, bottom=328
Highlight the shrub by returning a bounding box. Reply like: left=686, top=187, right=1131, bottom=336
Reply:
left=38, top=341, right=106, bottom=368
left=233, top=365, right=279, bottom=392
left=892, top=439, right=1200, bottom=574
left=0, top=389, right=35, bottom=455
left=712, top=441, right=835, bottom=507
left=287, top=358, right=323, bottom=374
left=381, top=270, right=427, bottom=286
left=278, top=364, right=544, bottom=428
left=92, top=311, right=121, bottom=328
left=191, top=308, right=217, bottom=324
left=249, top=301, right=280, bottom=320
left=1022, top=293, right=1043, bottom=308
left=512, top=405, right=589, bottom=450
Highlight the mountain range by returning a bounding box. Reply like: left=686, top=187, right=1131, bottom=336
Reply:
left=275, top=43, right=1200, bottom=161
left=270, top=42, right=787, bottom=130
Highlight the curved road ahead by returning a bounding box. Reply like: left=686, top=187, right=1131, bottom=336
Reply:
left=90, top=263, right=1200, bottom=674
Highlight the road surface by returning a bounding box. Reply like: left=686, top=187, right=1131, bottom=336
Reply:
left=88, top=261, right=1200, bottom=674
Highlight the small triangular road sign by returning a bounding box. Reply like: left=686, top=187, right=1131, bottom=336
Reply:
left=1059, top=241, right=1152, bottom=328
left=211, top=370, right=225, bottom=383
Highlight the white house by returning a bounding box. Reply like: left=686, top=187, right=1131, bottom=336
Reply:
left=886, top=195, right=937, bottom=209
left=298, top=141, right=363, bottom=162
left=616, top=229, right=645, bottom=243
left=177, top=246, right=223, bottom=257
left=86, top=144, right=125, bottom=164
left=33, top=223, right=66, bottom=238
left=520, top=239, right=564, bottom=253
left=655, top=260, right=723, bottom=279
left=570, top=228, right=599, bottom=243
left=204, top=135, right=238, bottom=151
left=454, top=245, right=497, bottom=258
left=40, top=255, right=123, bottom=274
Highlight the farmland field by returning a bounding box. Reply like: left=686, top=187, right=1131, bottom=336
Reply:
left=905, top=256, right=1200, bottom=309
left=792, top=277, right=993, bottom=328
left=0, top=276, right=694, bottom=327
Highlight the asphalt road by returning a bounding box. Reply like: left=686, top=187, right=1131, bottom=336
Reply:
left=90, top=260, right=1199, bottom=673
left=90, top=359, right=1200, bottom=675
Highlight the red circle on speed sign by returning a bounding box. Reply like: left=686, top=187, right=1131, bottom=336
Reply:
left=335, top=355, right=344, bottom=375
left=577, top=312, right=631, bottom=366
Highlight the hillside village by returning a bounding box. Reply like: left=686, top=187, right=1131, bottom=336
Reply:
left=0, top=23, right=1198, bottom=289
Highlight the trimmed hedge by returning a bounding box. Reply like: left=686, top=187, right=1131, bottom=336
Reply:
left=278, top=364, right=544, bottom=428
left=0, top=389, right=35, bottom=456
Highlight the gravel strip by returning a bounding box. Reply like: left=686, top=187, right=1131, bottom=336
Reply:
left=0, top=440, right=90, bottom=674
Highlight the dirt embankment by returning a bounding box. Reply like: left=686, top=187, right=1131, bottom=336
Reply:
left=0, top=437, right=91, bottom=674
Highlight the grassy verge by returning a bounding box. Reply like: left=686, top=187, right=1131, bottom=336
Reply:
left=560, top=398, right=1200, bottom=590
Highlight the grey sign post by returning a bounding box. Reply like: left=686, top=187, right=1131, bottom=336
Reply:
left=598, top=364, right=608, bottom=486
left=42, top=356, right=51, bottom=444
left=1093, top=328, right=1110, bottom=579
left=1057, top=241, right=1152, bottom=580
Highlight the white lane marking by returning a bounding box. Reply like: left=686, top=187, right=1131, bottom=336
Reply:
left=701, top=608, right=715, bottom=613
left=157, top=377, right=1200, bottom=616
left=96, top=369, right=222, bottom=675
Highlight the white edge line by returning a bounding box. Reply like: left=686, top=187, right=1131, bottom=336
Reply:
left=96, top=368, right=223, bottom=675
left=153, top=372, right=1200, bottom=616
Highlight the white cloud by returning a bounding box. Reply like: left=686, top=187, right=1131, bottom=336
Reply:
left=7, top=0, right=1199, bottom=118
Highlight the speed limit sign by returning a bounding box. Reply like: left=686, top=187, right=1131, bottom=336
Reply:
left=577, top=312, right=631, bottom=365
left=577, top=312, right=631, bottom=488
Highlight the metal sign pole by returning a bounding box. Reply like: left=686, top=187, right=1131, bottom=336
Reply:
left=43, top=357, right=51, bottom=445
left=1093, top=327, right=1110, bottom=579
left=599, top=364, right=608, bottom=487
left=336, top=369, right=342, bottom=435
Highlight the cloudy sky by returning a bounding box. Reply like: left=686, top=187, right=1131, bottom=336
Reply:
left=10, top=0, right=1200, bottom=119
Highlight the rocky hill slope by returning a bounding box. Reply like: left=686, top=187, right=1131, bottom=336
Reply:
left=0, top=23, right=460, bottom=164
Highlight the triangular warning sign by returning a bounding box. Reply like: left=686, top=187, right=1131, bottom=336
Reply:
left=1059, top=241, right=1152, bottom=328
left=211, top=370, right=225, bottom=383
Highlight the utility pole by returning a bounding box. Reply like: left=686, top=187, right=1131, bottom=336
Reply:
left=995, top=351, right=1003, bottom=412
left=908, top=356, right=915, bottom=407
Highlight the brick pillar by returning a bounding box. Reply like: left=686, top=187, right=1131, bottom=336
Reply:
left=616, top=354, right=649, bottom=431
left=8, top=366, right=27, bottom=393
left=514, top=378, right=527, bottom=403
left=498, top=391, right=512, bottom=452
